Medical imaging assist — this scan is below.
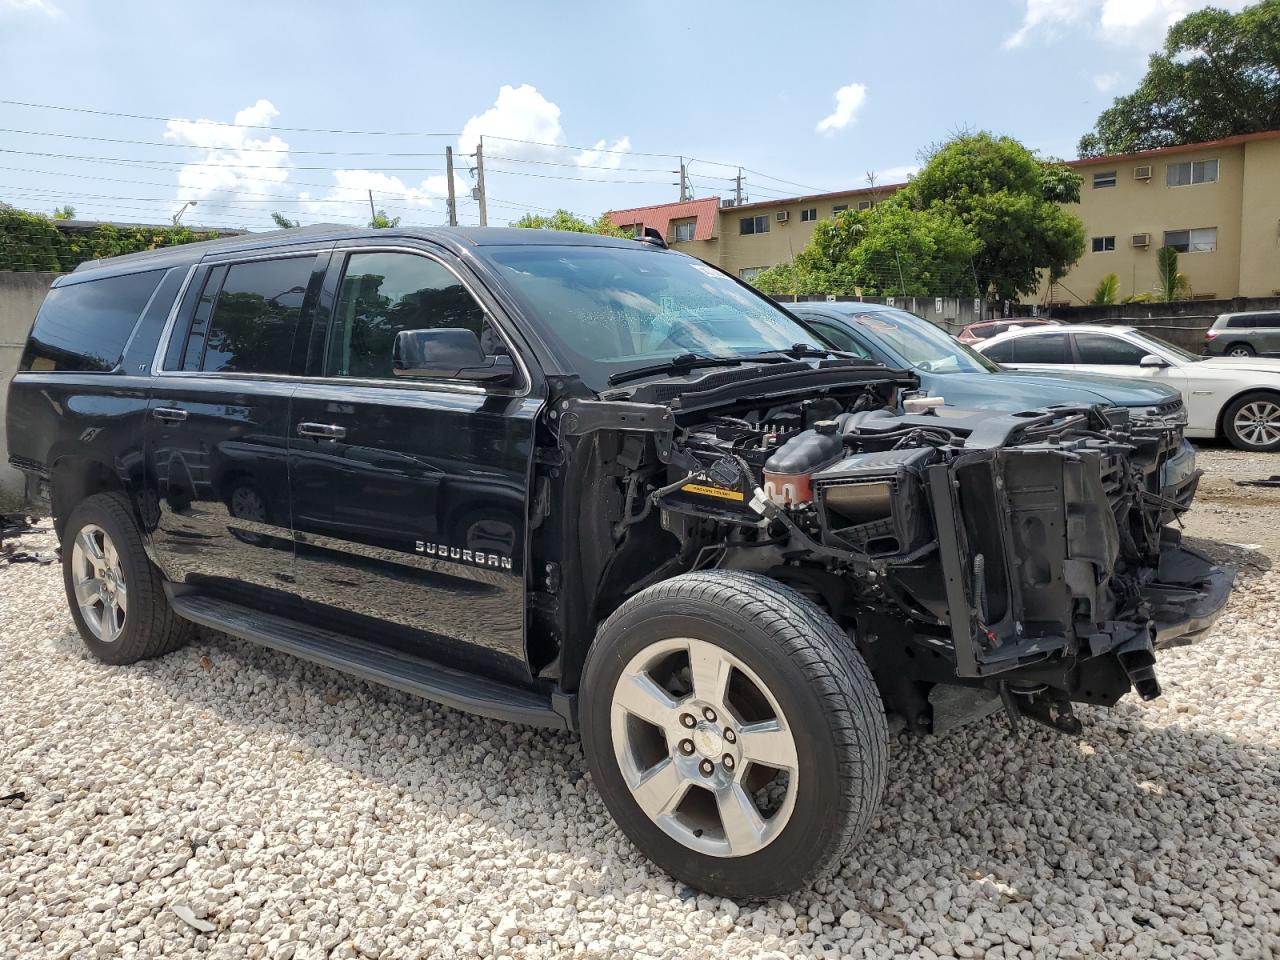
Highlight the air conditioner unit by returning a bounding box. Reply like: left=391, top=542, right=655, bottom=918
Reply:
left=776, top=210, right=789, bottom=222
left=1131, top=232, right=1151, bottom=248
left=1134, top=165, right=1153, bottom=180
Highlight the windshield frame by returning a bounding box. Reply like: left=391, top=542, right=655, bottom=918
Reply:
left=476, top=242, right=834, bottom=391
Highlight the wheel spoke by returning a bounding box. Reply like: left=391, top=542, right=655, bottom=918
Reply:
left=688, top=641, right=731, bottom=711
left=113, top=581, right=127, bottom=614
left=99, top=600, right=115, bottom=640
left=737, top=720, right=799, bottom=771
left=77, top=529, right=104, bottom=566
left=630, top=758, right=687, bottom=819
left=718, top=784, right=766, bottom=851
left=74, top=575, right=101, bottom=607
left=614, top=672, right=679, bottom=729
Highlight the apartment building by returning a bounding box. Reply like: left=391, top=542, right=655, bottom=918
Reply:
left=608, top=131, right=1280, bottom=303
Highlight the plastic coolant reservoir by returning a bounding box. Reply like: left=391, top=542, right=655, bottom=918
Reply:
left=762, top=419, right=844, bottom=505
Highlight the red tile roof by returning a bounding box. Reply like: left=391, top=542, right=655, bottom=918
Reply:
left=608, top=197, right=721, bottom=241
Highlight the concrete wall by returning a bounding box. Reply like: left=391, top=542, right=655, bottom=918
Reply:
left=0, top=271, right=59, bottom=502
left=774, top=294, right=993, bottom=333
left=1025, top=295, right=1280, bottom=352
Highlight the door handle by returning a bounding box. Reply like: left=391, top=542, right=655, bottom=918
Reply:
left=297, top=422, right=347, bottom=440
left=152, top=407, right=188, bottom=423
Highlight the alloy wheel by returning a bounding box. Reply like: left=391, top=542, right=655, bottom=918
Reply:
left=610, top=637, right=799, bottom=858
left=1228, top=346, right=1254, bottom=357
left=70, top=524, right=127, bottom=643
left=1233, top=400, right=1280, bottom=449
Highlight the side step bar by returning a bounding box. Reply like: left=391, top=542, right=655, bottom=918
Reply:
left=168, top=592, right=570, bottom=730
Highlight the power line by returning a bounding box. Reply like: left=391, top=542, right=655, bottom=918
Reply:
left=0, top=98, right=459, bottom=136
left=0, top=127, right=460, bottom=157
left=0, top=147, right=449, bottom=173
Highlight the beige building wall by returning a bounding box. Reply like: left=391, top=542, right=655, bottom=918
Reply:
left=1053, top=143, right=1248, bottom=303
left=1238, top=137, right=1280, bottom=297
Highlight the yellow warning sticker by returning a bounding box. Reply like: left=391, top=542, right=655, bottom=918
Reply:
left=681, top=483, right=745, bottom=502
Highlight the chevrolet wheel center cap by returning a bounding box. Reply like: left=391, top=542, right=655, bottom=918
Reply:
left=693, top=726, right=724, bottom=758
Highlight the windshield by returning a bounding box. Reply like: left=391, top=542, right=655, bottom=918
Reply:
left=484, top=245, right=829, bottom=390
left=1133, top=330, right=1205, bottom=362
left=856, top=310, right=1001, bottom=374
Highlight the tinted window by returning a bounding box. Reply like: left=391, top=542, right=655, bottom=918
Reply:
left=1227, top=313, right=1278, bottom=329
left=184, top=257, right=315, bottom=374
left=805, top=320, right=874, bottom=359
left=982, top=339, right=1014, bottom=363
left=1011, top=333, right=1068, bottom=363
left=20, top=269, right=164, bottom=372
left=328, top=252, right=491, bottom=379
left=1075, top=333, right=1148, bottom=365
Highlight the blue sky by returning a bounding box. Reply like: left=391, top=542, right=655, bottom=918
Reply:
left=0, top=0, right=1248, bottom=230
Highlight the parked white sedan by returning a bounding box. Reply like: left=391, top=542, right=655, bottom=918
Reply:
left=975, top=324, right=1280, bottom=452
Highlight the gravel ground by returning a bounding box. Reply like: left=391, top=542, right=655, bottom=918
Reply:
left=2, top=447, right=1278, bottom=959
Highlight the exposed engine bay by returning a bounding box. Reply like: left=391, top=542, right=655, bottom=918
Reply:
left=547, top=360, right=1233, bottom=737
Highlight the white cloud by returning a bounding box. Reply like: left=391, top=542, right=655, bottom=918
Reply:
left=816, top=83, right=868, bottom=135
left=1005, top=0, right=1249, bottom=49
left=872, top=164, right=919, bottom=184
left=576, top=136, right=632, bottom=170
left=0, top=0, right=63, bottom=16
left=459, top=83, right=564, bottom=159
left=1093, top=71, right=1123, bottom=92
left=166, top=100, right=292, bottom=218
left=298, top=169, right=447, bottom=222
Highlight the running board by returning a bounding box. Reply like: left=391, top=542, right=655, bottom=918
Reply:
left=167, top=592, right=569, bottom=730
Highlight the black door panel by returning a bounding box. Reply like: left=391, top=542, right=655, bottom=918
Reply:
left=288, top=382, right=540, bottom=683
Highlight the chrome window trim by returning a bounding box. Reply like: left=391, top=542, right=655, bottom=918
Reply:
left=149, top=264, right=198, bottom=376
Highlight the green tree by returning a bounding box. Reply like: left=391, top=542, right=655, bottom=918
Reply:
left=0, top=205, right=64, bottom=271
left=755, top=200, right=981, bottom=297
left=51, top=204, right=76, bottom=221
left=271, top=212, right=300, bottom=229
left=905, top=132, right=1085, bottom=300
left=1092, top=272, right=1120, bottom=304
left=1079, top=1, right=1280, bottom=156
left=1155, top=246, right=1193, bottom=301
left=512, top=208, right=630, bottom=237
left=369, top=209, right=401, bottom=229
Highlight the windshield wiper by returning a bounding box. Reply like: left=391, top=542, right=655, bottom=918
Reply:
left=607, top=351, right=795, bottom=386
left=747, top=343, right=861, bottom=361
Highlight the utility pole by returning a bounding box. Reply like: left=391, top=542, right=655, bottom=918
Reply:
left=445, top=146, right=458, bottom=227
left=367, top=190, right=377, bottom=225
left=734, top=168, right=743, bottom=207
left=474, top=136, right=488, bottom=227
left=677, top=157, right=690, bottom=202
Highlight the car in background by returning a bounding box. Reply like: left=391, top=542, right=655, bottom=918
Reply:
left=788, top=302, right=1200, bottom=504
left=974, top=323, right=1280, bottom=452
left=956, top=317, right=1058, bottom=344
left=1204, top=310, right=1280, bottom=358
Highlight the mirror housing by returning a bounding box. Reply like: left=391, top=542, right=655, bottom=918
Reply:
left=392, top=328, right=514, bottom=382
left=1139, top=353, right=1169, bottom=369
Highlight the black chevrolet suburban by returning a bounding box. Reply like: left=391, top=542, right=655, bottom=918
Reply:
left=5, top=226, right=1233, bottom=898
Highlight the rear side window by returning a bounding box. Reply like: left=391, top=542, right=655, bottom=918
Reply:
left=985, top=332, right=1067, bottom=364
left=1227, top=314, right=1278, bottom=329
left=20, top=269, right=164, bottom=373
left=182, top=256, right=315, bottom=374
left=1074, top=333, right=1148, bottom=364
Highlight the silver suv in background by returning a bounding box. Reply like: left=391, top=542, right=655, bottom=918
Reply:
left=1205, top=310, right=1280, bottom=357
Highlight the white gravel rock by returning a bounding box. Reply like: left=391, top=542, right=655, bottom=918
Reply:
left=2, top=449, right=1278, bottom=958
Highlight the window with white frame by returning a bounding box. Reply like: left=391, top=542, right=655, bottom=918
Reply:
left=1093, top=171, right=1117, bottom=188
left=1167, top=159, right=1218, bottom=186
left=739, top=215, right=770, bottom=236
left=672, top=220, right=696, bottom=242
left=739, top=267, right=765, bottom=281
left=1091, top=236, right=1116, bottom=253
left=1163, top=227, right=1217, bottom=252
left=800, top=208, right=817, bottom=222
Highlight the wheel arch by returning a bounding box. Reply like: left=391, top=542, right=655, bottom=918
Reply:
left=1215, top=386, right=1280, bottom=440
left=49, top=454, right=126, bottom=539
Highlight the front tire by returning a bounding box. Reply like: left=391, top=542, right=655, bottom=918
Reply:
left=580, top=571, right=887, bottom=899
left=62, top=492, right=193, bottom=665
left=1223, top=391, right=1280, bottom=452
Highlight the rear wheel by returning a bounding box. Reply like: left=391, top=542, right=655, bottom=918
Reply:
left=1224, top=342, right=1255, bottom=358
left=1223, top=392, right=1280, bottom=452
left=581, top=570, right=887, bottom=899
left=62, top=493, right=193, bottom=664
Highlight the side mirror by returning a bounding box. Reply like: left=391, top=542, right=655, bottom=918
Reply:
left=392, top=328, right=514, bottom=382
left=1139, top=353, right=1169, bottom=369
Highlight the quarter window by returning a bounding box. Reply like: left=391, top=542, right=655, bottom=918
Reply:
left=1167, top=159, right=1218, bottom=186
left=1163, top=227, right=1217, bottom=253
left=1091, top=236, right=1116, bottom=253
left=1074, top=333, right=1148, bottom=365
left=328, top=251, right=495, bottom=380
left=20, top=269, right=164, bottom=373
left=800, top=208, right=818, bottom=222
left=739, top=215, right=770, bottom=236
left=1093, top=171, right=1117, bottom=188
left=183, top=256, right=316, bottom=374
